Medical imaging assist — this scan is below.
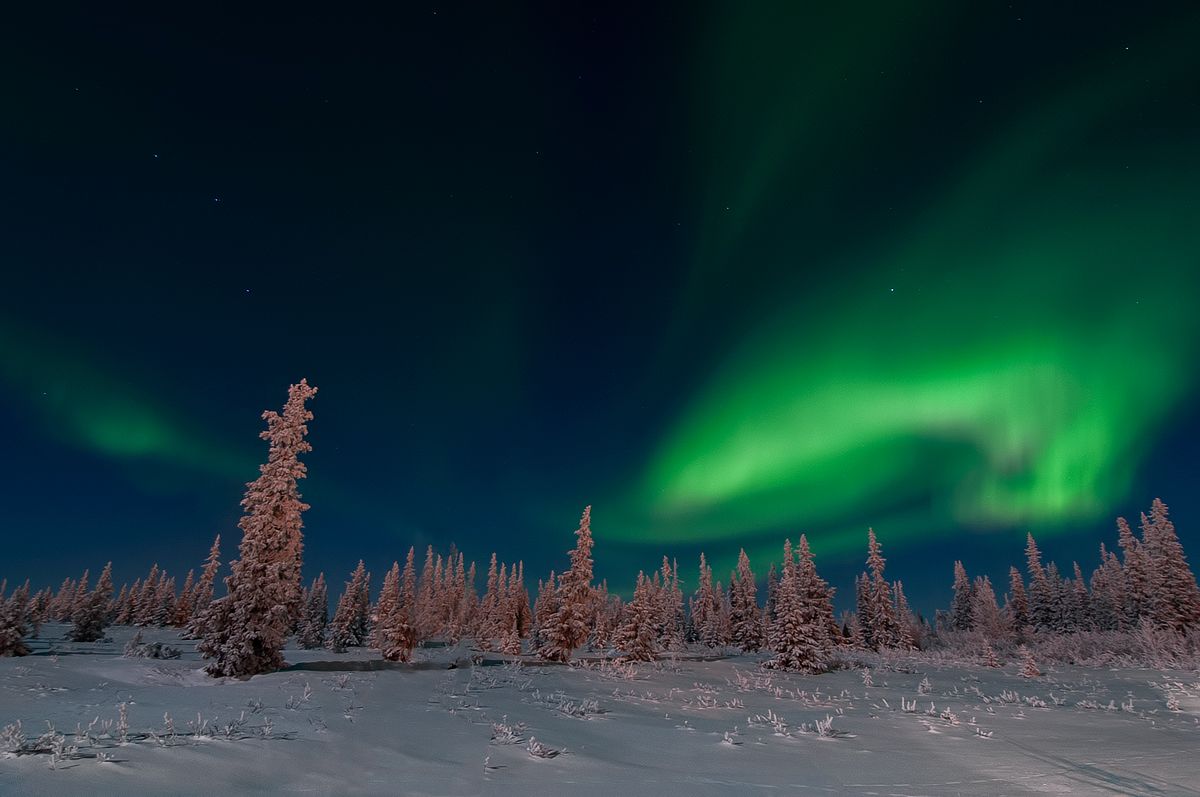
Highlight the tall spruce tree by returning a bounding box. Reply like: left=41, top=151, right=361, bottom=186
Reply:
left=70, top=562, right=114, bottom=642
left=198, top=379, right=317, bottom=678
left=538, top=506, right=596, bottom=662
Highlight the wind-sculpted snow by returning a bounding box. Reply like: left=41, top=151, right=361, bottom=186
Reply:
left=1, top=625, right=1198, bottom=795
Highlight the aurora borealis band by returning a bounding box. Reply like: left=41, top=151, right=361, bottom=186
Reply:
left=2, top=3, right=1199, bottom=610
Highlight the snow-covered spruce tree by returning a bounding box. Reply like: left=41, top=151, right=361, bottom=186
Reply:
left=1025, top=533, right=1055, bottom=632
left=892, top=579, right=916, bottom=650
left=1019, top=644, right=1040, bottom=678
left=1141, top=498, right=1200, bottom=632
left=689, top=553, right=716, bottom=645
left=476, top=553, right=501, bottom=649
left=1117, top=516, right=1149, bottom=626
left=514, top=562, right=531, bottom=638
left=981, top=639, right=1001, bottom=667
left=416, top=545, right=436, bottom=639
left=328, top=560, right=370, bottom=651
left=972, top=575, right=1009, bottom=644
left=730, top=548, right=764, bottom=652
left=373, top=561, right=416, bottom=661
left=445, top=552, right=468, bottom=643
left=184, top=535, right=222, bottom=638
left=950, top=561, right=974, bottom=631
left=134, top=564, right=160, bottom=626
left=538, top=506, right=596, bottom=662
left=531, top=570, right=557, bottom=651
left=860, top=528, right=900, bottom=650
left=110, top=584, right=128, bottom=625
left=1089, top=544, right=1125, bottom=631
left=1044, top=561, right=1066, bottom=633
left=297, top=573, right=329, bottom=649
left=655, top=557, right=685, bottom=651
left=1005, top=566, right=1029, bottom=633
left=71, top=570, right=90, bottom=621
left=0, top=583, right=31, bottom=657
left=765, top=537, right=831, bottom=673
left=49, top=577, right=74, bottom=622
left=116, top=578, right=139, bottom=625
left=198, top=379, right=317, bottom=678
left=1066, top=562, right=1091, bottom=632
left=764, top=563, right=779, bottom=625
left=174, top=569, right=196, bottom=626
left=498, top=565, right=524, bottom=655
left=70, top=561, right=114, bottom=642
left=614, top=571, right=659, bottom=662
left=151, top=575, right=176, bottom=627
left=708, top=580, right=732, bottom=648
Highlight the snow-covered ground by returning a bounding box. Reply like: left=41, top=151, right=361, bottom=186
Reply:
left=2, top=626, right=1198, bottom=796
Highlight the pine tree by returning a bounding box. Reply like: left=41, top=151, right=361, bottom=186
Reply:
left=152, top=576, right=176, bottom=627
left=111, top=584, right=128, bottom=625
left=538, top=506, right=596, bottom=662
left=135, top=564, right=161, bottom=626
left=729, top=549, right=764, bottom=652
left=950, top=561, right=974, bottom=631
left=71, top=570, right=90, bottom=621
left=971, top=575, right=1008, bottom=643
left=49, top=577, right=73, bottom=623
left=477, top=553, right=501, bottom=649
left=765, top=563, right=779, bottom=624
left=198, top=379, right=317, bottom=678
left=373, top=562, right=416, bottom=661
left=613, top=571, right=659, bottom=662
left=297, top=573, right=329, bottom=649
left=1019, top=644, right=1040, bottom=678
left=893, top=579, right=916, bottom=649
left=184, top=535, right=222, bottom=638
left=1141, top=498, right=1200, bottom=632
left=860, top=529, right=900, bottom=650
left=1005, top=566, right=1029, bottom=632
left=117, top=578, right=140, bottom=625
left=328, top=560, right=370, bottom=651
left=1025, top=533, right=1055, bottom=632
left=1068, top=562, right=1091, bottom=632
left=174, top=570, right=197, bottom=626
left=531, top=570, right=557, bottom=651
left=765, top=537, right=831, bottom=673
left=70, top=562, right=114, bottom=642
left=0, top=583, right=31, bottom=656
left=1117, top=517, right=1148, bottom=627
left=689, top=553, right=716, bottom=645
left=653, top=557, right=684, bottom=650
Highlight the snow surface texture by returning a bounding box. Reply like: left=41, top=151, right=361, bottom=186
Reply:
left=2, top=625, right=1198, bottom=796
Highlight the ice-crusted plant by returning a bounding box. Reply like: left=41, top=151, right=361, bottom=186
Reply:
left=490, top=717, right=527, bottom=745
left=1, top=720, right=26, bottom=755
left=748, top=709, right=789, bottom=736
left=526, top=736, right=561, bottom=759
left=917, top=676, right=931, bottom=695
left=117, top=703, right=129, bottom=744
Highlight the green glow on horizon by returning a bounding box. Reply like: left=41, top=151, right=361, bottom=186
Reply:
left=0, top=320, right=250, bottom=480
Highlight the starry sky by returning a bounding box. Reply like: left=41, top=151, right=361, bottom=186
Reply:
left=3, top=3, right=1198, bottom=614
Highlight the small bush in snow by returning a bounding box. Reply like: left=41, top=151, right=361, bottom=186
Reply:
left=526, top=736, right=562, bottom=758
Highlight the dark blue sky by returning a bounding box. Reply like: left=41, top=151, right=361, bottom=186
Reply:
left=2, top=3, right=1198, bottom=616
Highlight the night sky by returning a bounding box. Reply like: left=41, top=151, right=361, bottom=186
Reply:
left=3, top=3, right=1199, bottom=615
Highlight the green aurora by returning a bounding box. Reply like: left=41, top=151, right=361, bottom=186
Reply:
left=625, top=8, right=1200, bottom=572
